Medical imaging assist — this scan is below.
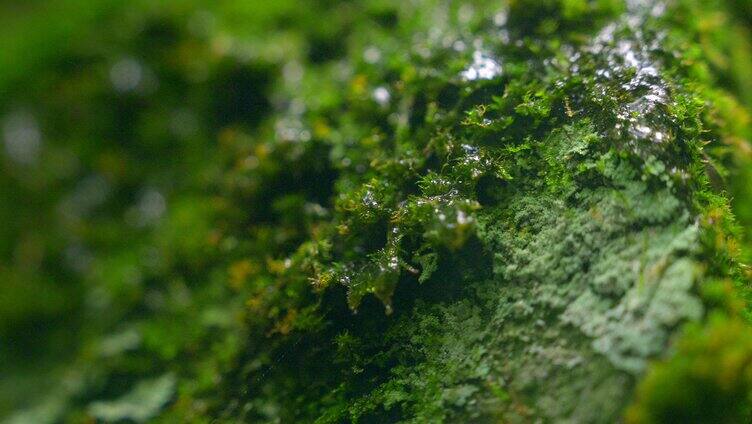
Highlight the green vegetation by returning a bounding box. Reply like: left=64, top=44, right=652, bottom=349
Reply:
left=2, top=0, right=752, bottom=422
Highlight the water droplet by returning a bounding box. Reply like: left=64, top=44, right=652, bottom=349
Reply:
left=362, top=190, right=378, bottom=208
left=373, top=86, right=391, bottom=106
left=461, top=51, right=502, bottom=81
left=583, top=7, right=674, bottom=153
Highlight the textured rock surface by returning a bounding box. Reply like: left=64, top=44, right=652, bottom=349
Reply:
left=221, top=1, right=752, bottom=422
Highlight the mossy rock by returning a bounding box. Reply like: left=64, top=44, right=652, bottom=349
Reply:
left=2, top=0, right=752, bottom=423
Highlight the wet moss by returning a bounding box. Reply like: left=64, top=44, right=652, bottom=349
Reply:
left=3, top=0, right=752, bottom=422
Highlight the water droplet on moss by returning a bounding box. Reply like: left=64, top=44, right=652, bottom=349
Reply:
left=461, top=51, right=502, bottom=81
left=373, top=86, right=391, bottom=106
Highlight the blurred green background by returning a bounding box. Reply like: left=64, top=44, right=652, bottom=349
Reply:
left=0, top=0, right=364, bottom=419
left=1, top=0, right=752, bottom=422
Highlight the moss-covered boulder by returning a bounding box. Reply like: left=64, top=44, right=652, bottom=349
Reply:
left=2, top=0, right=752, bottom=423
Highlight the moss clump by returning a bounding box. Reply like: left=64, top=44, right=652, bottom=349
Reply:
left=220, top=0, right=752, bottom=421
left=626, top=313, right=752, bottom=423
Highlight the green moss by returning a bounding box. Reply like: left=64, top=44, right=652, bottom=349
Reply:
left=2, top=0, right=752, bottom=422
left=626, top=314, right=752, bottom=423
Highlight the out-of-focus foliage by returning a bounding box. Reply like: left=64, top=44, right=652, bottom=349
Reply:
left=1, top=0, right=752, bottom=422
left=0, top=0, right=349, bottom=418
left=669, top=0, right=752, bottom=260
